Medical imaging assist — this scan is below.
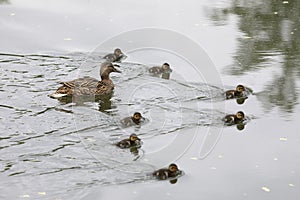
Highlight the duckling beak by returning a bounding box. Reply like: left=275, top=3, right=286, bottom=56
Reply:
left=135, top=139, right=142, bottom=146
left=140, top=117, right=146, bottom=122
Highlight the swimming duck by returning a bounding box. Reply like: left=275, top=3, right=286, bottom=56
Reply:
left=149, top=63, right=172, bottom=75
left=152, top=163, right=181, bottom=180
left=225, top=85, right=246, bottom=99
left=116, top=134, right=141, bottom=148
left=223, top=111, right=245, bottom=124
left=49, top=62, right=121, bottom=99
left=120, top=112, right=144, bottom=127
left=103, top=48, right=127, bottom=62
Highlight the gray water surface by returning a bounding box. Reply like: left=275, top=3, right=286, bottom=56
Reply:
left=0, top=0, right=300, bottom=200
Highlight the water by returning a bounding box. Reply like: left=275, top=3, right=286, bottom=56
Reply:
left=1, top=0, right=300, bottom=200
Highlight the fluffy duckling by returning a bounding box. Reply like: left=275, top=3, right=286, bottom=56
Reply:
left=152, top=163, right=181, bottom=180
left=116, top=134, right=141, bottom=148
left=225, top=85, right=246, bottom=99
left=149, top=63, right=172, bottom=75
left=103, top=48, right=127, bottom=62
left=120, top=112, right=144, bottom=127
left=49, top=62, right=120, bottom=99
left=223, top=111, right=245, bottom=124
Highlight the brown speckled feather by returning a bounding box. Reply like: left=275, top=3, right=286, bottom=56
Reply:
left=55, top=77, right=114, bottom=97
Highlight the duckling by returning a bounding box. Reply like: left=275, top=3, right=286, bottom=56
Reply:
left=49, top=62, right=121, bottom=99
left=103, top=48, right=127, bottom=62
left=116, top=134, right=141, bottom=148
left=149, top=63, right=172, bottom=75
left=152, top=163, right=181, bottom=180
left=225, top=85, right=246, bottom=99
left=223, top=111, right=245, bottom=124
left=120, top=112, right=144, bottom=127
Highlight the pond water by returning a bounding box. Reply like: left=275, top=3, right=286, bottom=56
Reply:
left=0, top=0, right=300, bottom=200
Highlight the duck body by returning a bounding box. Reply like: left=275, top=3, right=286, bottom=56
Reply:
left=152, top=164, right=180, bottom=180
left=225, top=85, right=246, bottom=99
left=50, top=62, right=120, bottom=99
left=103, top=48, right=126, bottom=62
left=116, top=134, right=141, bottom=149
left=52, top=77, right=112, bottom=98
left=223, top=111, right=245, bottom=124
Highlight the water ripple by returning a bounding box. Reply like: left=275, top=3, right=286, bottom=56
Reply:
left=0, top=52, right=232, bottom=197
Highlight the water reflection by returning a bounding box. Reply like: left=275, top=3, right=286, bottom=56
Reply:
left=236, top=97, right=247, bottom=104
left=208, top=0, right=300, bottom=114
left=0, top=0, right=9, bottom=4
left=98, top=98, right=114, bottom=113
left=169, top=179, right=178, bottom=184
left=0, top=51, right=247, bottom=199
left=222, top=121, right=247, bottom=131
left=161, top=72, right=171, bottom=80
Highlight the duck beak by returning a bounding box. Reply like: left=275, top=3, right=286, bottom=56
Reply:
left=114, top=68, right=121, bottom=73
left=113, top=65, right=121, bottom=73
left=120, top=54, right=127, bottom=59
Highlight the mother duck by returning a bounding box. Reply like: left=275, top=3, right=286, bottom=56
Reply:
left=49, top=62, right=121, bottom=99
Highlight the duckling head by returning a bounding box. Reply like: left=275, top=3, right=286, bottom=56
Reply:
left=236, top=111, right=245, bottom=120
left=236, top=85, right=245, bottom=92
left=114, top=48, right=123, bottom=56
left=168, top=163, right=179, bottom=172
left=132, top=112, right=143, bottom=122
left=114, top=48, right=127, bottom=60
left=129, top=134, right=141, bottom=142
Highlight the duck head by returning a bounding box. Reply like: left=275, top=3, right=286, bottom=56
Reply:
left=100, top=62, right=121, bottom=79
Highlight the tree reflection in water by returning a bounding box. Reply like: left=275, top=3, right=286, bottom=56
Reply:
left=0, top=0, right=9, bottom=4
left=208, top=0, right=300, bottom=114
